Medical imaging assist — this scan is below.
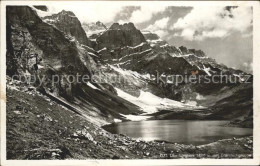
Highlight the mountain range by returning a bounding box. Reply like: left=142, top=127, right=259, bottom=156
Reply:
left=5, top=5, right=253, bottom=159
left=6, top=6, right=253, bottom=124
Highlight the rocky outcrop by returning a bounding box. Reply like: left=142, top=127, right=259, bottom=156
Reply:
left=7, top=6, right=90, bottom=75
left=6, top=6, right=95, bottom=101
left=7, top=6, right=46, bottom=75
left=142, top=31, right=161, bottom=41
left=178, top=46, right=204, bottom=56
left=43, top=10, right=91, bottom=46
left=142, top=31, right=181, bottom=56
left=179, top=46, right=190, bottom=55
left=133, top=53, right=196, bottom=75
left=188, top=49, right=205, bottom=57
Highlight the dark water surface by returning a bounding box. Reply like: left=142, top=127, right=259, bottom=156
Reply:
left=103, top=120, right=253, bottom=145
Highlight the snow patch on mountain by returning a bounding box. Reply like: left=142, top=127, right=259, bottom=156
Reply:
left=114, top=118, right=122, bottom=123
left=87, top=29, right=105, bottom=36
left=233, top=74, right=245, bottom=81
left=127, top=42, right=147, bottom=49
left=97, top=47, right=107, bottom=53
left=116, top=88, right=160, bottom=114
left=120, top=114, right=152, bottom=121
left=141, top=31, right=152, bottom=35
left=203, top=65, right=212, bottom=76
left=109, top=65, right=150, bottom=81
left=120, top=49, right=152, bottom=61
left=185, top=100, right=198, bottom=107
left=146, top=39, right=164, bottom=47
left=196, top=93, right=206, bottom=100
left=87, top=82, right=99, bottom=90
left=138, top=91, right=185, bottom=108
left=115, top=88, right=203, bottom=117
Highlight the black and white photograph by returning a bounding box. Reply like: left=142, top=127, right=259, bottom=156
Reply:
left=0, top=1, right=260, bottom=165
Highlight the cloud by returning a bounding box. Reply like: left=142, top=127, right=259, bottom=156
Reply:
left=43, top=3, right=125, bottom=23
left=129, top=6, right=167, bottom=24
left=41, top=4, right=167, bottom=25
left=243, top=62, right=253, bottom=73
left=171, top=6, right=252, bottom=41
left=153, top=30, right=169, bottom=38
left=153, top=17, right=170, bottom=29
left=144, top=17, right=170, bottom=38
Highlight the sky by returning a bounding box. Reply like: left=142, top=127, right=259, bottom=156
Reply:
left=42, top=4, right=253, bottom=73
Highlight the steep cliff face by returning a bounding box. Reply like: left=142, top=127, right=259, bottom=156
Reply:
left=96, top=29, right=196, bottom=75
left=95, top=29, right=196, bottom=78
left=6, top=6, right=42, bottom=76
left=6, top=6, right=142, bottom=124
left=133, top=53, right=196, bottom=75
left=43, top=10, right=92, bottom=46
left=6, top=6, right=91, bottom=79
left=96, top=23, right=146, bottom=50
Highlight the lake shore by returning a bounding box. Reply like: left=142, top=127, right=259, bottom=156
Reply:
left=7, top=88, right=253, bottom=159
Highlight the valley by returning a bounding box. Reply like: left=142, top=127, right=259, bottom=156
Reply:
left=5, top=5, right=253, bottom=159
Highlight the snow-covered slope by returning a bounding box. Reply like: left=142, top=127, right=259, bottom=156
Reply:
left=116, top=87, right=203, bottom=115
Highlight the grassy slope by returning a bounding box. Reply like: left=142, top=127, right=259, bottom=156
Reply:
left=7, top=87, right=135, bottom=159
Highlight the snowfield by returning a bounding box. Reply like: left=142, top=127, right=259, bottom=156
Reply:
left=114, top=118, right=122, bottom=123
left=119, top=114, right=152, bottom=121
left=109, top=65, right=150, bottom=81
left=109, top=65, right=205, bottom=120
left=116, top=88, right=204, bottom=119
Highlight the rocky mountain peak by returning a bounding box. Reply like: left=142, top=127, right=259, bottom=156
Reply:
left=179, top=46, right=205, bottom=57
left=109, top=22, right=136, bottom=31
left=59, top=10, right=76, bottom=17
left=142, top=31, right=160, bottom=41
left=96, top=21, right=107, bottom=29
left=188, top=49, right=205, bottom=57
left=179, top=46, right=189, bottom=54
left=43, top=10, right=91, bottom=46
left=96, top=22, right=146, bottom=50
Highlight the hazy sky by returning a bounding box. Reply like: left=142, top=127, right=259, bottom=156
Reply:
left=40, top=4, right=253, bottom=73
